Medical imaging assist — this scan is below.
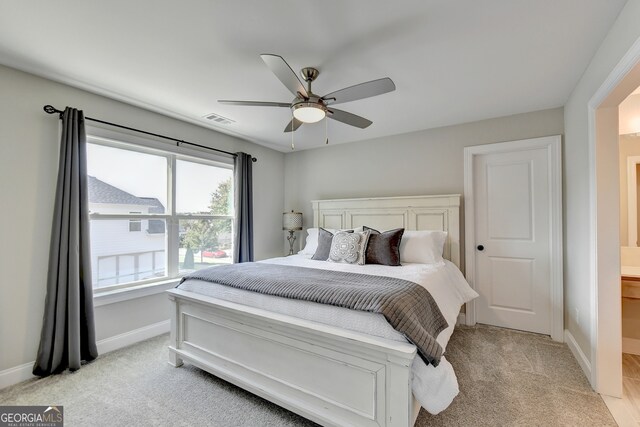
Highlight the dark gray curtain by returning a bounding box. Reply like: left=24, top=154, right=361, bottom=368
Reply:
left=33, top=107, right=98, bottom=376
left=233, top=152, right=254, bottom=263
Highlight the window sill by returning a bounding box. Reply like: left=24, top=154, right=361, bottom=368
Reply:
left=93, top=278, right=180, bottom=307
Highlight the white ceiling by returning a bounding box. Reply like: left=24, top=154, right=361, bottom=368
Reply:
left=0, top=1, right=627, bottom=152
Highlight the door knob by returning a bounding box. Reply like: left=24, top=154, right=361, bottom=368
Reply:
left=477, top=244, right=485, bottom=251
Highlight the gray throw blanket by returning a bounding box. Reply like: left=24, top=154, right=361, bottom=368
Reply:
left=179, top=263, right=448, bottom=366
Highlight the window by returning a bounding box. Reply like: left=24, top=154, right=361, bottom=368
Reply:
left=129, top=212, right=142, bottom=232
left=87, top=137, right=234, bottom=292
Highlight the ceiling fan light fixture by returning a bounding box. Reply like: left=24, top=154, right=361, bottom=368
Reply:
left=221, top=54, right=395, bottom=138
left=292, top=102, right=326, bottom=123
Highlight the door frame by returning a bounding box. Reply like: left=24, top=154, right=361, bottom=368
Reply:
left=587, top=37, right=640, bottom=397
left=463, top=135, right=564, bottom=342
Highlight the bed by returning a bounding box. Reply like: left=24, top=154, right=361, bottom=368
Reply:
left=167, top=194, right=475, bottom=426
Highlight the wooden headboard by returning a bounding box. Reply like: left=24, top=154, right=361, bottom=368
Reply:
left=311, top=195, right=461, bottom=270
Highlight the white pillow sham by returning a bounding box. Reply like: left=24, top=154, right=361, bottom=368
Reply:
left=399, top=230, right=447, bottom=264
left=298, top=226, right=363, bottom=256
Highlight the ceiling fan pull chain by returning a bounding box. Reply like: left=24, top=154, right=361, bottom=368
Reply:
left=325, top=116, right=329, bottom=145
left=291, top=112, right=295, bottom=150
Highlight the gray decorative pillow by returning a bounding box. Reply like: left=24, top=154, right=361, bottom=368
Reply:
left=328, top=230, right=371, bottom=265
left=311, top=228, right=353, bottom=261
left=363, top=226, right=404, bottom=266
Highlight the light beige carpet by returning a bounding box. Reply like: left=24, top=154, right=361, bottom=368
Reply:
left=427, top=325, right=615, bottom=426
left=0, top=325, right=615, bottom=426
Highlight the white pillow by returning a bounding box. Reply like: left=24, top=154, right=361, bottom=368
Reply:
left=298, top=226, right=364, bottom=256
left=298, top=228, right=320, bottom=255
left=399, top=230, right=447, bottom=264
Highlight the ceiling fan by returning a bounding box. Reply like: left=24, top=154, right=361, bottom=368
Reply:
left=219, top=54, right=396, bottom=133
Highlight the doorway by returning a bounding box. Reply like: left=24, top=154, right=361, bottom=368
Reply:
left=589, top=39, right=640, bottom=421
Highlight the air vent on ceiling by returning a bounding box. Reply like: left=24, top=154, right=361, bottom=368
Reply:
left=203, top=112, right=235, bottom=125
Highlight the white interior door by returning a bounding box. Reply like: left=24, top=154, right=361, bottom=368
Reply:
left=465, top=136, right=563, bottom=339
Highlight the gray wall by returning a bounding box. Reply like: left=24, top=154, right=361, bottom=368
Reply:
left=0, top=64, right=285, bottom=372
left=283, top=107, right=564, bottom=259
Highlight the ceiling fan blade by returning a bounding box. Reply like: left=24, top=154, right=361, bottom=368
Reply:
left=327, top=108, right=372, bottom=129
left=284, top=117, right=303, bottom=133
left=261, top=54, right=308, bottom=98
left=218, top=100, right=290, bottom=107
left=322, top=77, right=395, bottom=105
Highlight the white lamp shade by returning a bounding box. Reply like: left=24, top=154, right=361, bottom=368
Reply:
left=293, top=106, right=326, bottom=123
left=283, top=211, right=303, bottom=230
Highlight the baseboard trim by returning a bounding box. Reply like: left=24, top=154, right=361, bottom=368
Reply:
left=457, top=313, right=466, bottom=326
left=565, top=329, right=592, bottom=381
left=0, top=319, right=170, bottom=390
left=96, top=319, right=170, bottom=354
left=0, top=361, right=36, bottom=391
left=622, top=337, right=640, bottom=355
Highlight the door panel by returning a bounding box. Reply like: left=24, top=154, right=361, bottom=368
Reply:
left=474, top=147, right=551, bottom=334
left=488, top=257, right=534, bottom=312
left=487, top=161, right=533, bottom=240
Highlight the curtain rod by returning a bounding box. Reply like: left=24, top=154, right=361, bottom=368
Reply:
left=43, top=105, right=257, bottom=163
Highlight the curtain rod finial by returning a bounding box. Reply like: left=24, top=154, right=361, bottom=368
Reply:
left=251, top=157, right=257, bottom=163
left=43, top=105, right=63, bottom=118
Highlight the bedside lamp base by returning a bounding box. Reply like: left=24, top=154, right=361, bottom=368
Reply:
left=286, top=230, right=297, bottom=256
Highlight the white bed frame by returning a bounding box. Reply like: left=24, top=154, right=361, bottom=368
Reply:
left=167, top=195, right=461, bottom=426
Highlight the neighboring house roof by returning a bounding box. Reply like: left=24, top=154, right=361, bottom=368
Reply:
left=88, top=176, right=166, bottom=234
left=88, top=176, right=153, bottom=207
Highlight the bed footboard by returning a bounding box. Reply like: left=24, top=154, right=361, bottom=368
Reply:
left=168, top=288, right=419, bottom=427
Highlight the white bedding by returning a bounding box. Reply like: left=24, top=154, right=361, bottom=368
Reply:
left=178, top=255, right=478, bottom=414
